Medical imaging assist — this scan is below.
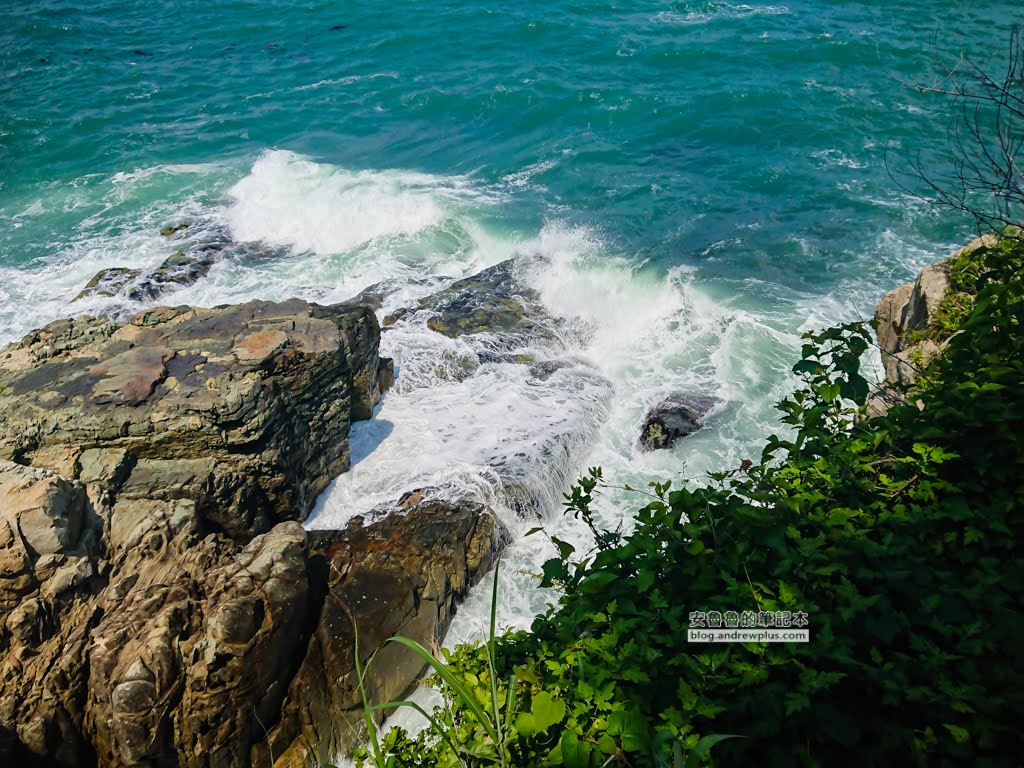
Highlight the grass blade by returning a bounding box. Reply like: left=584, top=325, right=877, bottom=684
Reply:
left=486, top=560, right=504, bottom=763
left=384, top=636, right=502, bottom=746
left=353, top=621, right=384, bottom=765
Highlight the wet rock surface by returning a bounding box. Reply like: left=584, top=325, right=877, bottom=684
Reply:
left=639, top=393, right=720, bottom=451
left=383, top=259, right=564, bottom=346
left=378, top=258, right=584, bottom=395
left=262, top=491, right=506, bottom=768
left=74, top=223, right=232, bottom=305
left=73, top=223, right=285, bottom=307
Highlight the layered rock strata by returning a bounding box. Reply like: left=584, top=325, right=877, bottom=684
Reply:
left=0, top=298, right=503, bottom=767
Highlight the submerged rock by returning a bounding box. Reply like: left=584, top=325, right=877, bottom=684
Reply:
left=382, top=259, right=562, bottom=348
left=420, top=260, right=557, bottom=341
left=73, top=222, right=283, bottom=307
left=159, top=222, right=191, bottom=238
left=639, top=393, right=720, bottom=451
left=75, top=243, right=227, bottom=304
left=75, top=267, right=142, bottom=300
left=376, top=257, right=581, bottom=395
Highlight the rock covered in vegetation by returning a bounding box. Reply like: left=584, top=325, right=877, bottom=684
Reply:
left=638, top=393, right=720, bottom=451
left=869, top=234, right=997, bottom=415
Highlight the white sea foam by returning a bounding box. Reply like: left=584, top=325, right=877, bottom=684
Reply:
left=0, top=161, right=227, bottom=345
left=224, top=150, right=494, bottom=255
left=293, top=72, right=399, bottom=91
left=655, top=3, right=790, bottom=26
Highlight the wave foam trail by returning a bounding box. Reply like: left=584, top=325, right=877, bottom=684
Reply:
left=655, top=2, right=790, bottom=25
left=225, top=149, right=493, bottom=255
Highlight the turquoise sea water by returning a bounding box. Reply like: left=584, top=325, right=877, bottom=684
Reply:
left=2, top=0, right=1020, bottom=660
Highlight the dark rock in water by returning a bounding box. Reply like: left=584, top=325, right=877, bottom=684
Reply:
left=342, top=281, right=388, bottom=311
left=529, top=359, right=571, bottom=381
left=358, top=260, right=558, bottom=344
left=127, top=247, right=221, bottom=299
left=347, top=276, right=445, bottom=324
left=419, top=260, right=553, bottom=340
left=74, top=241, right=228, bottom=305
left=372, top=260, right=554, bottom=343
left=381, top=308, right=406, bottom=327
left=260, top=491, right=506, bottom=767
left=639, top=393, right=720, bottom=451
left=74, top=267, right=142, bottom=300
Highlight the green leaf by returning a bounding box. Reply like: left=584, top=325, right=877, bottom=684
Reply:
left=383, top=636, right=501, bottom=746
left=550, top=730, right=593, bottom=768
left=942, top=724, right=970, bottom=744
left=608, top=707, right=647, bottom=752
left=531, top=691, right=566, bottom=734
left=684, top=734, right=745, bottom=768
left=552, top=536, right=576, bottom=561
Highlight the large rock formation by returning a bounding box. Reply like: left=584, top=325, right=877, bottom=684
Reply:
left=0, top=298, right=504, bottom=767
left=0, top=299, right=391, bottom=540
left=869, top=234, right=996, bottom=415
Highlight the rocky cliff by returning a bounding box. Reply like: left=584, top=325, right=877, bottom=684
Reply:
left=0, top=298, right=503, bottom=767
left=869, top=234, right=997, bottom=415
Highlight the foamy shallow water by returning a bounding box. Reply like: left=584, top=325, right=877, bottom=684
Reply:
left=0, top=149, right=943, bottom=633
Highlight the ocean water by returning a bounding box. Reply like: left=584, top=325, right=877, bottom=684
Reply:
left=2, top=0, right=1019, bottom=741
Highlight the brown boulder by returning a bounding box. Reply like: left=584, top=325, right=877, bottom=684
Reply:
left=262, top=492, right=506, bottom=768
left=869, top=235, right=997, bottom=415
left=0, top=297, right=396, bottom=766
